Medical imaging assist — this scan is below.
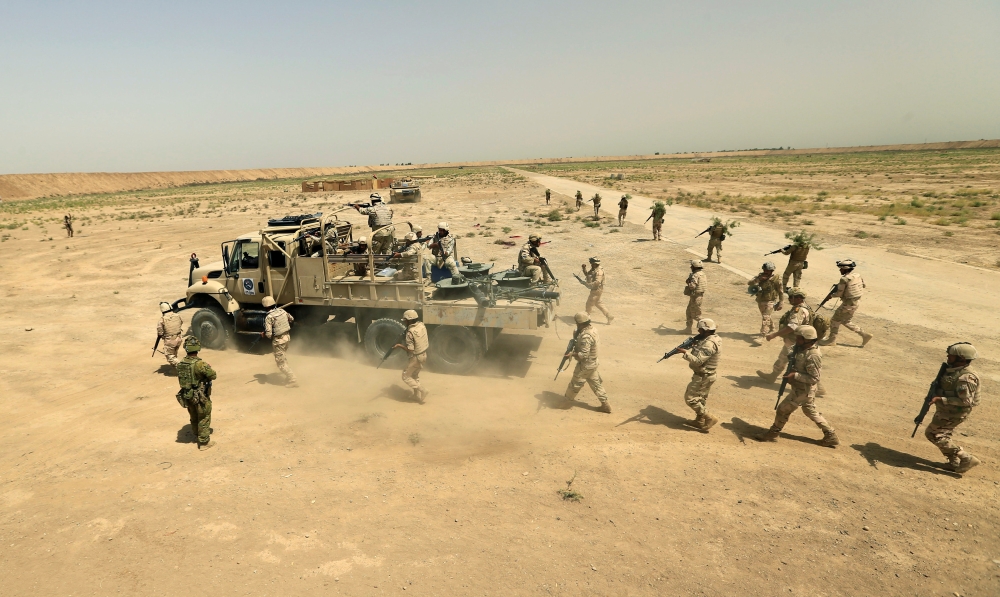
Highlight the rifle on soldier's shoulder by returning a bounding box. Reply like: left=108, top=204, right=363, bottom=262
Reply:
left=695, top=226, right=712, bottom=238
left=911, top=362, right=949, bottom=438
left=151, top=336, right=161, bottom=357
left=658, top=335, right=699, bottom=363
left=765, top=244, right=793, bottom=256
left=554, top=330, right=579, bottom=380
left=775, top=345, right=800, bottom=409
left=817, top=283, right=840, bottom=310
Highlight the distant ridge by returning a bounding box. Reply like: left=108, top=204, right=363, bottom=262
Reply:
left=2, top=139, right=997, bottom=201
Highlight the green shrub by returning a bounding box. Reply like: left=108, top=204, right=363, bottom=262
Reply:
left=546, top=210, right=563, bottom=222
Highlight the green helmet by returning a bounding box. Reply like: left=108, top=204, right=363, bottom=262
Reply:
left=787, top=287, right=807, bottom=299
left=184, top=336, right=202, bottom=352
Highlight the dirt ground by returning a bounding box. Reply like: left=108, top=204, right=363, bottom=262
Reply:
left=1, top=166, right=999, bottom=596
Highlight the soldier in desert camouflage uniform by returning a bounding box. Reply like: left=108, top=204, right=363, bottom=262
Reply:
left=748, top=262, right=784, bottom=337
left=176, top=336, right=217, bottom=450
left=757, top=287, right=810, bottom=383
left=518, top=234, right=550, bottom=284
left=394, top=310, right=430, bottom=404
left=780, top=241, right=811, bottom=289
left=353, top=194, right=394, bottom=254
left=561, top=312, right=611, bottom=413
left=262, top=296, right=298, bottom=387
left=545, top=188, right=551, bottom=205
left=820, top=259, right=874, bottom=347
left=575, top=190, right=584, bottom=210
left=757, top=325, right=839, bottom=447
left=675, top=319, right=721, bottom=432
left=705, top=221, right=726, bottom=263
left=617, top=195, right=629, bottom=227
left=924, top=343, right=982, bottom=474
left=429, top=222, right=460, bottom=278
left=391, top=232, right=425, bottom=283
left=684, top=260, right=707, bottom=333
left=157, top=302, right=185, bottom=369
left=582, top=257, right=613, bottom=324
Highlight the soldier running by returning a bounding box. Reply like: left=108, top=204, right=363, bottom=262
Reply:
left=545, top=188, right=551, bottom=205
left=63, top=214, right=74, bottom=237
left=394, top=310, right=430, bottom=404
left=617, top=195, right=629, bottom=227
left=156, top=302, right=185, bottom=369
left=675, top=319, right=721, bottom=432
left=923, top=343, right=981, bottom=474
left=756, top=325, right=839, bottom=447
left=176, top=336, right=217, bottom=450
left=581, top=257, right=613, bottom=324
left=780, top=239, right=811, bottom=289
left=262, top=296, right=298, bottom=387
left=561, top=312, right=612, bottom=413
left=706, top=220, right=726, bottom=263
left=575, top=190, right=583, bottom=210
left=820, top=259, right=874, bottom=347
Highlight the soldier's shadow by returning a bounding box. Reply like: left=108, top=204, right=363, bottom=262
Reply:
left=652, top=325, right=688, bottom=337
left=534, top=391, right=604, bottom=413
left=717, top=331, right=761, bottom=346
left=851, top=442, right=960, bottom=477
left=720, top=417, right=767, bottom=443
left=616, top=405, right=701, bottom=433
left=175, top=425, right=197, bottom=444
left=379, top=384, right=420, bottom=404
left=155, top=364, right=176, bottom=377
left=725, top=375, right=775, bottom=390
left=250, top=373, right=289, bottom=386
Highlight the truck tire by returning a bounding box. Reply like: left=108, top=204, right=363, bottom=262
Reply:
left=364, top=318, right=407, bottom=368
left=428, top=325, right=483, bottom=374
left=190, top=307, right=230, bottom=350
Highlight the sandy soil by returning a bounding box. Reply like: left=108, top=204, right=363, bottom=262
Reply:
left=1, top=170, right=999, bottom=596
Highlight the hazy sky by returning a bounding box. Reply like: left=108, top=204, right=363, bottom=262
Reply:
left=2, top=1, right=998, bottom=174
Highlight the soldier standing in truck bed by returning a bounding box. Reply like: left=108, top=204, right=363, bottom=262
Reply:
left=354, top=193, right=394, bottom=254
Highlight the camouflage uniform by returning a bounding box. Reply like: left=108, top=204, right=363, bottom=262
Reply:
left=357, top=203, right=394, bottom=254
left=176, top=355, right=217, bottom=445
left=768, top=346, right=835, bottom=437
left=518, top=242, right=549, bottom=284
left=652, top=215, right=663, bottom=240
left=264, top=307, right=298, bottom=385
left=395, top=242, right=424, bottom=282
left=682, top=332, right=721, bottom=423
left=781, top=244, right=810, bottom=288
left=706, top=223, right=725, bottom=263
left=584, top=265, right=612, bottom=322
left=617, top=197, right=628, bottom=226
left=827, top=271, right=870, bottom=343
left=749, top=274, right=783, bottom=335
left=769, top=304, right=811, bottom=377
left=433, top=232, right=460, bottom=277
left=684, top=269, right=707, bottom=330
left=64, top=215, right=74, bottom=237
left=157, top=312, right=185, bottom=367
left=545, top=189, right=551, bottom=205
left=575, top=191, right=583, bottom=209
left=565, top=324, right=610, bottom=410
left=925, top=365, right=980, bottom=466
left=402, top=321, right=430, bottom=400
left=591, top=196, right=602, bottom=219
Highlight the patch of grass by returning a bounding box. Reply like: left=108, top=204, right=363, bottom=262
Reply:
left=583, top=221, right=600, bottom=228
left=408, top=432, right=421, bottom=446
left=356, top=412, right=383, bottom=423
left=546, top=210, right=564, bottom=222
left=943, top=231, right=954, bottom=237
left=502, top=226, right=512, bottom=233
left=608, top=228, right=619, bottom=233
left=933, top=217, right=951, bottom=226
left=894, top=217, right=907, bottom=225
left=557, top=471, right=583, bottom=502
left=802, top=219, right=815, bottom=225
left=854, top=230, right=868, bottom=239
left=990, top=213, right=1000, bottom=220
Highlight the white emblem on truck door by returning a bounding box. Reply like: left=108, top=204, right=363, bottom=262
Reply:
left=241, top=278, right=256, bottom=295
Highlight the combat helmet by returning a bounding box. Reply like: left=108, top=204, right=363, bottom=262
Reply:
left=696, top=318, right=717, bottom=331
left=947, top=342, right=978, bottom=360
left=159, top=301, right=172, bottom=313
left=796, top=325, right=818, bottom=340
left=184, top=336, right=202, bottom=353
left=836, top=259, right=857, bottom=270
left=762, top=261, right=776, bottom=271
left=786, top=287, right=807, bottom=299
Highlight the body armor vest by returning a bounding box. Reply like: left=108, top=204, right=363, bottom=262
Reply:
left=842, top=272, right=864, bottom=300
left=369, top=204, right=392, bottom=228
left=790, top=245, right=810, bottom=261
left=162, top=313, right=183, bottom=337
left=269, top=309, right=291, bottom=335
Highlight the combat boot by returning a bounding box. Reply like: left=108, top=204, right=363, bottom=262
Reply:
left=861, top=332, right=874, bottom=348
left=607, top=315, right=615, bottom=325
left=756, top=429, right=779, bottom=442
left=756, top=370, right=778, bottom=384
left=820, top=429, right=840, bottom=448
left=597, top=400, right=612, bottom=414
left=198, top=440, right=216, bottom=451
left=691, top=414, right=706, bottom=428
left=412, top=389, right=424, bottom=404
left=954, top=455, right=981, bottom=474
left=819, top=334, right=838, bottom=346
left=701, top=412, right=719, bottom=431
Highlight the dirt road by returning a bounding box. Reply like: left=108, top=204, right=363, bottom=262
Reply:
left=1, top=173, right=998, bottom=596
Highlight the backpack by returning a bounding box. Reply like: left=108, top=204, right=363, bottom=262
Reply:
left=810, top=311, right=830, bottom=340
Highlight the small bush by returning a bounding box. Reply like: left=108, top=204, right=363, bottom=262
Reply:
left=990, top=213, right=1000, bottom=220
left=546, top=210, right=563, bottom=222
left=933, top=218, right=951, bottom=226
left=943, top=231, right=954, bottom=237
left=502, top=226, right=512, bottom=233
left=910, top=198, right=925, bottom=208
left=854, top=231, right=868, bottom=239
left=894, top=218, right=907, bottom=225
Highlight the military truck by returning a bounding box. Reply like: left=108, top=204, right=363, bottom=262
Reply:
left=171, top=211, right=557, bottom=373
left=388, top=178, right=421, bottom=203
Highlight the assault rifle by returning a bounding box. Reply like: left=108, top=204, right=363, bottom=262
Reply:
left=911, top=362, right=949, bottom=438
left=765, top=244, right=792, bottom=256
left=378, top=330, right=408, bottom=369
left=695, top=226, right=713, bottom=238
left=554, top=330, right=579, bottom=380
left=657, top=335, right=699, bottom=363
left=529, top=247, right=557, bottom=282
left=817, top=283, right=840, bottom=310
left=775, top=345, right=800, bottom=409
left=346, top=202, right=373, bottom=209
left=151, top=336, right=161, bottom=357
left=573, top=273, right=588, bottom=286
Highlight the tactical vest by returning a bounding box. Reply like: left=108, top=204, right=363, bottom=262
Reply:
left=710, top=225, right=725, bottom=239
left=588, top=268, right=605, bottom=290
left=790, top=245, right=810, bottom=261
left=779, top=305, right=810, bottom=328
left=756, top=276, right=782, bottom=302
left=842, top=272, right=865, bottom=300
left=162, top=313, right=183, bottom=337
left=692, top=336, right=720, bottom=374
left=269, top=309, right=291, bottom=336
left=177, top=357, right=201, bottom=390
left=577, top=328, right=599, bottom=368
left=369, top=204, right=392, bottom=228
left=793, top=347, right=821, bottom=379
left=940, top=366, right=980, bottom=406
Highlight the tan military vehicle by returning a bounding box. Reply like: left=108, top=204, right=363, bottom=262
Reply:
left=388, top=177, right=421, bottom=203
left=171, top=211, right=557, bottom=373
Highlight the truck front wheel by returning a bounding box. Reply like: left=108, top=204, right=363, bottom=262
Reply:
left=428, top=326, right=483, bottom=374
left=190, top=308, right=230, bottom=350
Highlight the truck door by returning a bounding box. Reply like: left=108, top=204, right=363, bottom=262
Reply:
left=229, top=240, right=263, bottom=304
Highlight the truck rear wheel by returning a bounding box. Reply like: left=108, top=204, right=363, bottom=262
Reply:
left=428, top=325, right=483, bottom=374
left=190, top=307, right=230, bottom=350
left=364, top=318, right=407, bottom=368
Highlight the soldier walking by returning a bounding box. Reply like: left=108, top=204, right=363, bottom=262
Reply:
left=581, top=257, right=613, bottom=324
left=780, top=239, right=811, bottom=289
left=820, top=259, right=874, bottom=347
left=157, top=302, right=185, bottom=369
left=176, top=336, right=217, bottom=450
left=648, top=201, right=666, bottom=241
left=684, top=260, right=707, bottom=333
left=575, top=190, right=583, bottom=210
left=706, top=220, right=726, bottom=263
left=545, top=188, right=551, bottom=205
left=353, top=193, right=394, bottom=254
left=590, top=193, right=602, bottom=219
left=748, top=262, right=784, bottom=338
left=561, top=312, right=612, bottom=413
left=675, top=319, right=721, bottom=432
left=518, top=234, right=551, bottom=284
left=923, top=343, right=981, bottom=473
left=756, top=325, right=839, bottom=447
left=262, top=296, right=298, bottom=387
left=394, top=310, right=430, bottom=404
left=63, top=214, right=74, bottom=237
left=617, top=195, right=629, bottom=227
left=429, top=222, right=460, bottom=278
left=757, top=288, right=811, bottom=383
